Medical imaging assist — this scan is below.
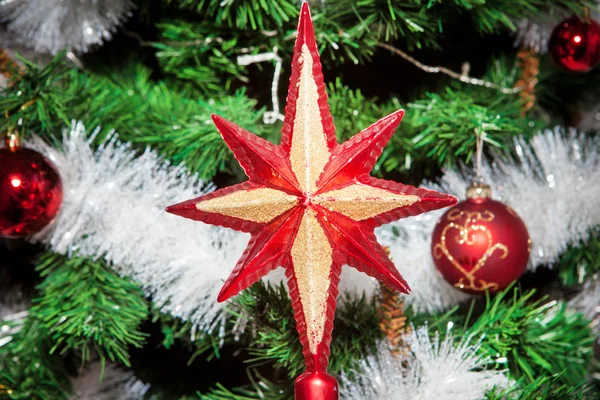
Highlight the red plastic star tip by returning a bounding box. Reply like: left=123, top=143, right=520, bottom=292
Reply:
left=166, top=3, right=456, bottom=398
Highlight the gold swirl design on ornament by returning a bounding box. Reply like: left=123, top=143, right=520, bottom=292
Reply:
left=433, top=209, right=508, bottom=292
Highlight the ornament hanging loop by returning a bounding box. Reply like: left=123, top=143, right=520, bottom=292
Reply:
left=474, top=127, right=485, bottom=180
left=466, top=181, right=492, bottom=201
left=469, top=128, right=492, bottom=201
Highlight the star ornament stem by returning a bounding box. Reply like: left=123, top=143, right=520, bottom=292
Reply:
left=166, top=3, right=456, bottom=399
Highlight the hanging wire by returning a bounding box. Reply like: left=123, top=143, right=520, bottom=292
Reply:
left=474, top=128, right=485, bottom=179
left=237, top=47, right=285, bottom=124
left=377, top=43, right=523, bottom=94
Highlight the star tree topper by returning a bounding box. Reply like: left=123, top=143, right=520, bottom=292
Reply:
left=167, top=3, right=456, bottom=398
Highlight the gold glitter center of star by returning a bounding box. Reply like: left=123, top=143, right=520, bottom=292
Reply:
left=196, top=187, right=298, bottom=223
left=289, top=44, right=331, bottom=194
left=313, top=184, right=419, bottom=221
left=291, top=209, right=332, bottom=353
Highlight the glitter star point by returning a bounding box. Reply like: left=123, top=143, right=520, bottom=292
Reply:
left=166, top=1, right=456, bottom=382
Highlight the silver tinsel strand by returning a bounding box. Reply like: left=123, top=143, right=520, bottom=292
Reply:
left=514, top=18, right=561, bottom=54
left=70, top=363, right=149, bottom=400
left=0, top=0, right=134, bottom=54
left=0, top=284, right=28, bottom=350
left=341, top=325, right=509, bottom=400
left=0, top=25, right=52, bottom=66
left=569, top=279, right=600, bottom=336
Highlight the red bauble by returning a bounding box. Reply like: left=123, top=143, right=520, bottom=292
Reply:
left=549, top=16, right=600, bottom=72
left=431, top=183, right=531, bottom=294
left=0, top=147, right=63, bottom=238
left=295, top=371, right=339, bottom=400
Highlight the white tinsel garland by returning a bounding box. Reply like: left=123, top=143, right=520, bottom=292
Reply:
left=0, top=26, right=52, bottom=67
left=341, top=326, right=510, bottom=400
left=0, top=0, right=134, bottom=54
left=70, top=363, right=149, bottom=400
left=569, top=279, right=600, bottom=336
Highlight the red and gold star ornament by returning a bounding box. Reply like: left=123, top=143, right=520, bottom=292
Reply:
left=166, top=4, right=456, bottom=399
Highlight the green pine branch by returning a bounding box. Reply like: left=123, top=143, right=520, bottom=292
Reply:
left=467, top=288, right=594, bottom=385
left=67, top=63, right=273, bottom=180
left=327, top=78, right=401, bottom=144
left=0, top=53, right=71, bottom=143
left=558, top=228, right=600, bottom=287
left=155, top=307, right=236, bottom=365
left=406, top=86, right=526, bottom=166
left=198, top=372, right=292, bottom=400
left=1, top=57, right=274, bottom=180
left=327, top=70, right=534, bottom=177
left=1, top=49, right=553, bottom=184
left=486, top=374, right=598, bottom=399
left=0, top=319, right=71, bottom=400
left=234, top=281, right=382, bottom=380
left=170, top=0, right=299, bottom=31
left=461, top=0, right=594, bottom=34
left=158, top=0, right=592, bottom=67
left=31, top=253, right=149, bottom=368
left=154, top=21, right=248, bottom=94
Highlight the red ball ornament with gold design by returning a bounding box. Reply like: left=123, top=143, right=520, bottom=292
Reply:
left=0, top=132, right=63, bottom=238
left=431, top=182, right=531, bottom=294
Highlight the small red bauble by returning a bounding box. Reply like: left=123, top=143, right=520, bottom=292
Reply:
left=295, top=371, right=339, bottom=400
left=0, top=147, right=63, bottom=238
left=431, top=183, right=531, bottom=294
left=549, top=16, right=600, bottom=72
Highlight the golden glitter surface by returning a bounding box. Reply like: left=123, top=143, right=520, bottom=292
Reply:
left=313, top=184, right=419, bottom=221
left=291, top=210, right=333, bottom=354
left=196, top=187, right=298, bottom=223
left=289, top=44, right=331, bottom=193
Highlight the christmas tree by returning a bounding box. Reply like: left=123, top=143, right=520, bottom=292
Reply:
left=1, top=1, right=599, bottom=399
